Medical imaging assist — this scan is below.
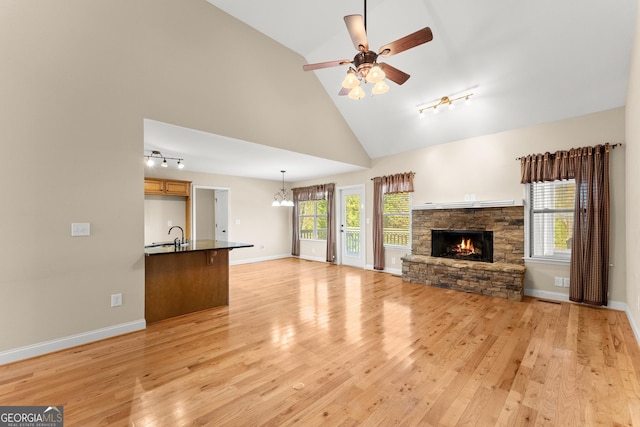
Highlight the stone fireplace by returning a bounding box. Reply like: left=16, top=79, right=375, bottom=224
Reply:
left=402, top=202, right=526, bottom=301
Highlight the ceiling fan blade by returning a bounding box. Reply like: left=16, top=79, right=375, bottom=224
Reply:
left=344, top=14, right=368, bottom=52
left=379, top=63, right=410, bottom=85
left=303, top=59, right=352, bottom=71
left=338, top=87, right=351, bottom=96
left=378, top=27, right=433, bottom=57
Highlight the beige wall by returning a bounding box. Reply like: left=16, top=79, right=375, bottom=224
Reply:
left=144, top=196, right=187, bottom=245
left=295, top=108, right=627, bottom=303
left=1, top=0, right=636, bottom=360
left=625, top=5, right=640, bottom=335
left=0, top=0, right=360, bottom=356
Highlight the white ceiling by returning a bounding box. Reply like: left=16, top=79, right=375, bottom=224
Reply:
left=145, top=0, right=637, bottom=181
left=143, top=120, right=368, bottom=182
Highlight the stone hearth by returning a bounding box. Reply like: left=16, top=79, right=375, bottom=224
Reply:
left=402, top=203, right=526, bottom=301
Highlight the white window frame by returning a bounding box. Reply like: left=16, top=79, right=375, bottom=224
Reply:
left=524, top=180, right=574, bottom=265
left=382, top=192, right=412, bottom=249
left=299, top=200, right=327, bottom=241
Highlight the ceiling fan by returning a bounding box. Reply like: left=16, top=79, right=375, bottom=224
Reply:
left=302, top=0, right=433, bottom=99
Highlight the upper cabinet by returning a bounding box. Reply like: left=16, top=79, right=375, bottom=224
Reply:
left=144, top=178, right=191, bottom=197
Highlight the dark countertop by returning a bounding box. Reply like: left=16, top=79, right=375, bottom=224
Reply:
left=144, top=239, right=253, bottom=256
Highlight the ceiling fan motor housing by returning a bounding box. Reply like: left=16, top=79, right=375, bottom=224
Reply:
left=353, top=50, right=379, bottom=81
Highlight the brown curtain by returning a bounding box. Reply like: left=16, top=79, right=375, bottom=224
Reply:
left=569, top=145, right=611, bottom=306
left=520, top=150, right=573, bottom=184
left=325, top=184, right=336, bottom=263
left=291, top=188, right=301, bottom=256
left=519, top=144, right=611, bottom=306
left=372, top=172, right=415, bottom=270
left=372, top=177, right=384, bottom=270
left=291, top=184, right=336, bottom=263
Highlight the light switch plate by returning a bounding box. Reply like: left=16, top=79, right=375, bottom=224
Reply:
left=71, top=222, right=90, bottom=237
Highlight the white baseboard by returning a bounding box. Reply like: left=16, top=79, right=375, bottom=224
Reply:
left=625, top=306, right=640, bottom=345
left=230, top=254, right=292, bottom=265
left=363, top=264, right=402, bottom=276
left=0, top=319, right=146, bottom=366
left=297, top=254, right=328, bottom=263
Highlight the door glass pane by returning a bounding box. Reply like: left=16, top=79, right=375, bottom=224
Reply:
left=345, top=194, right=360, bottom=256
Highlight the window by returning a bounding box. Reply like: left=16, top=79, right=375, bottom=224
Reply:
left=299, top=200, right=327, bottom=241
left=383, top=192, right=411, bottom=247
left=528, top=180, right=575, bottom=260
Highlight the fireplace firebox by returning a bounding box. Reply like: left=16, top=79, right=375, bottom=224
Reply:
left=431, top=230, right=493, bottom=263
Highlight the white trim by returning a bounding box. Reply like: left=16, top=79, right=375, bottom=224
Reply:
left=230, top=254, right=294, bottom=265
left=337, top=185, right=366, bottom=268
left=0, top=319, right=146, bottom=366
left=625, top=306, right=640, bottom=345
left=524, top=288, right=627, bottom=311
left=412, top=199, right=523, bottom=210
left=524, top=257, right=571, bottom=266
left=297, top=254, right=327, bottom=263
left=364, top=264, right=401, bottom=275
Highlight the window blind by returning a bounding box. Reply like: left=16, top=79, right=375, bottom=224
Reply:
left=529, top=180, right=575, bottom=258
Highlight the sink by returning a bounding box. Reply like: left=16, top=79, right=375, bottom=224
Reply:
left=144, top=242, right=175, bottom=248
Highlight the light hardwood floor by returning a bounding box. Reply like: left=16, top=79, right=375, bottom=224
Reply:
left=1, top=258, right=640, bottom=426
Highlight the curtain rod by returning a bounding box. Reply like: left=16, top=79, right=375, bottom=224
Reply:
left=515, top=143, right=622, bottom=161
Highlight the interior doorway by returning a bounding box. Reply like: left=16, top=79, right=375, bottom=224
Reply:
left=192, top=185, right=229, bottom=241
left=338, top=185, right=365, bottom=268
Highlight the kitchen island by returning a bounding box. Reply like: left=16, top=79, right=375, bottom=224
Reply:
left=144, top=239, right=253, bottom=323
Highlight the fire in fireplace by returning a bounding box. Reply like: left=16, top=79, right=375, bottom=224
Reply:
left=431, top=230, right=493, bottom=263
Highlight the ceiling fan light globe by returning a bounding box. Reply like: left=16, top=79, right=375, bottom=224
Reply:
left=348, top=86, right=366, bottom=100
left=371, top=80, right=389, bottom=95
left=367, top=65, right=386, bottom=83
left=341, top=70, right=360, bottom=89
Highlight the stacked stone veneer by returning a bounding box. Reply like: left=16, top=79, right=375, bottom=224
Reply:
left=402, top=206, right=526, bottom=301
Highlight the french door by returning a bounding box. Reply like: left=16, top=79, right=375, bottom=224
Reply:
left=339, top=186, right=365, bottom=268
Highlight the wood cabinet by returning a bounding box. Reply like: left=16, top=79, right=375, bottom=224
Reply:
left=144, top=177, right=192, bottom=239
left=145, top=249, right=230, bottom=323
left=144, top=178, right=191, bottom=196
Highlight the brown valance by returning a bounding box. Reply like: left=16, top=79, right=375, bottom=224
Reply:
left=292, top=183, right=334, bottom=201
left=372, top=171, right=415, bottom=194
left=519, top=144, right=614, bottom=184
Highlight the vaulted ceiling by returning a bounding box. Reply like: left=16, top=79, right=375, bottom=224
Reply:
left=145, top=0, right=637, bottom=181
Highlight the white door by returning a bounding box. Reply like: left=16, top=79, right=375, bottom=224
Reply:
left=193, top=186, right=229, bottom=242
left=214, top=189, right=229, bottom=241
left=340, top=186, right=365, bottom=268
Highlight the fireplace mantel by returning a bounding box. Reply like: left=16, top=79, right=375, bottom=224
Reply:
left=412, top=199, right=524, bottom=211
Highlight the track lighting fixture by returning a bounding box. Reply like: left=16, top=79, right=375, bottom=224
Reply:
left=418, top=93, right=474, bottom=118
left=144, top=150, right=185, bottom=169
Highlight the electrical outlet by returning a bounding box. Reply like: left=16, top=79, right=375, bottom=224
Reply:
left=111, top=293, right=122, bottom=307
left=168, top=220, right=173, bottom=227
left=391, top=257, right=396, bottom=264
left=563, top=277, right=570, bottom=288
left=554, top=277, right=563, bottom=287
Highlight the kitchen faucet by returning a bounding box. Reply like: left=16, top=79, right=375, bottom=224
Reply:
left=168, top=226, right=185, bottom=246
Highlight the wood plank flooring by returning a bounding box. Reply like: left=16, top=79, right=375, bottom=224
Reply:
left=1, top=258, right=640, bottom=426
